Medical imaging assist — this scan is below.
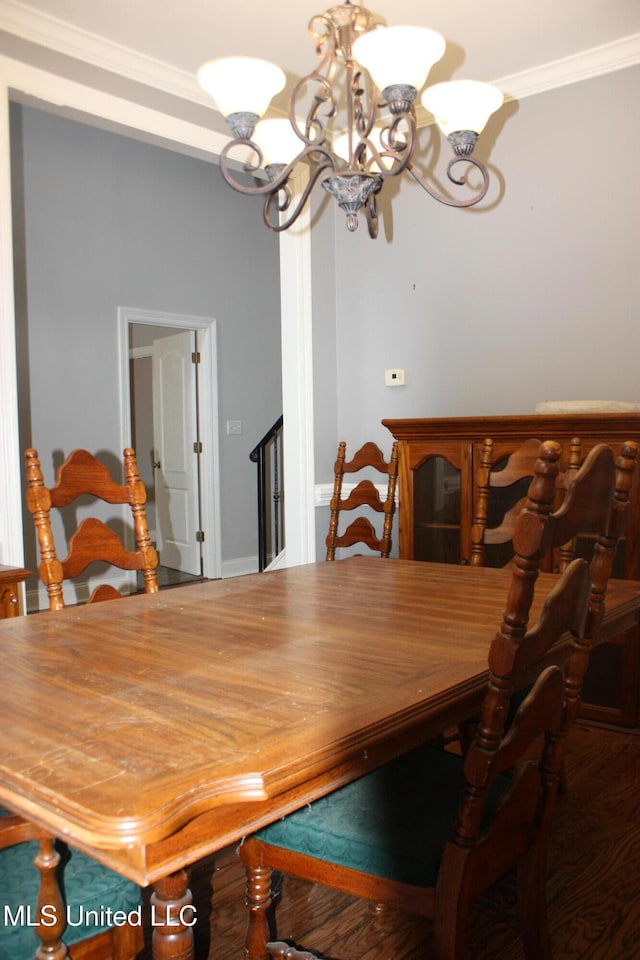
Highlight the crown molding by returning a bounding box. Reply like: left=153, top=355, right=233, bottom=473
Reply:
left=2, top=0, right=640, bottom=109
left=0, top=0, right=211, bottom=106
left=495, top=33, right=640, bottom=101
left=0, top=55, right=230, bottom=159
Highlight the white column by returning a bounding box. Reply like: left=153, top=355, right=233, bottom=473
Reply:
left=278, top=165, right=316, bottom=566
left=0, top=73, right=24, bottom=565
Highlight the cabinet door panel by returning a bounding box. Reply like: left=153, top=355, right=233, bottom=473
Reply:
left=414, top=456, right=462, bottom=563
left=405, top=442, right=472, bottom=563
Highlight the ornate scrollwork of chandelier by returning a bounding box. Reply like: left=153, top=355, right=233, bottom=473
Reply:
left=198, top=1, right=505, bottom=239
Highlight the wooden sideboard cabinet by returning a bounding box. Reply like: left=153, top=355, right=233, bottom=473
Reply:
left=383, top=414, right=640, bottom=728
left=0, top=565, right=30, bottom=618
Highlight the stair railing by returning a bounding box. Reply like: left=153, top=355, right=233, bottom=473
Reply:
left=249, top=416, right=284, bottom=571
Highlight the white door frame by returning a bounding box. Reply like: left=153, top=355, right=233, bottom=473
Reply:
left=0, top=55, right=316, bottom=570
left=119, top=307, right=221, bottom=580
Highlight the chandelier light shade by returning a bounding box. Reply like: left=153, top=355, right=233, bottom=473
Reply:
left=197, top=57, right=286, bottom=137
left=351, top=26, right=446, bottom=95
left=198, top=1, right=505, bottom=238
left=253, top=118, right=304, bottom=169
left=421, top=80, right=505, bottom=155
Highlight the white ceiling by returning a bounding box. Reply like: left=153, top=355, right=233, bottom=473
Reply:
left=3, top=0, right=640, bottom=102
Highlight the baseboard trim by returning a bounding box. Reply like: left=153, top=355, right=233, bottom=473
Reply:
left=221, top=556, right=259, bottom=578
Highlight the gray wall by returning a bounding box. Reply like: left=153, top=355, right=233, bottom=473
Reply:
left=11, top=103, right=282, bottom=577
left=311, top=65, right=639, bottom=459
left=309, top=65, right=639, bottom=558
left=10, top=66, right=639, bottom=569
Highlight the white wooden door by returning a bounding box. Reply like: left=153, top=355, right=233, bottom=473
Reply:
left=152, top=330, right=202, bottom=575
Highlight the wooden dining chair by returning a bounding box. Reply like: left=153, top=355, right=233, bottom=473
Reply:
left=470, top=435, right=582, bottom=570
left=8, top=447, right=156, bottom=958
left=25, top=446, right=158, bottom=610
left=240, top=438, right=637, bottom=960
left=0, top=811, right=142, bottom=960
left=325, top=440, right=398, bottom=560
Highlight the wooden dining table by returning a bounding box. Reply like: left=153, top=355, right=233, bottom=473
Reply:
left=1, top=556, right=639, bottom=960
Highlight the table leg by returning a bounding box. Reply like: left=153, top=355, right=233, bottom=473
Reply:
left=150, top=867, right=195, bottom=960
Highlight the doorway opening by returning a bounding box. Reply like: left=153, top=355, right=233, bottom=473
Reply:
left=119, top=307, right=221, bottom=584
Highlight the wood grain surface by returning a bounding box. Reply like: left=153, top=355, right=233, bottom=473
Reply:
left=1, top=558, right=638, bottom=886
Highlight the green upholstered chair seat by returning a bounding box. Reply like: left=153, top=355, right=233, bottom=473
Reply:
left=254, top=743, right=509, bottom=888
left=0, top=810, right=141, bottom=960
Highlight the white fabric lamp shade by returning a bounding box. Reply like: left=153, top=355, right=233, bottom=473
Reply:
left=421, top=80, right=504, bottom=135
left=197, top=57, right=286, bottom=118
left=352, top=26, right=445, bottom=93
left=253, top=119, right=303, bottom=166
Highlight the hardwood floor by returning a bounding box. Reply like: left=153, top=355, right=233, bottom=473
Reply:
left=136, top=564, right=206, bottom=591
left=141, top=723, right=640, bottom=960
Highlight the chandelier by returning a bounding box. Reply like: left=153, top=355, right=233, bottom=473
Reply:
left=197, top=1, right=505, bottom=239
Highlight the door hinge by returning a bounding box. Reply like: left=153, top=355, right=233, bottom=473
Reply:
left=196, top=530, right=205, bottom=543
left=193, top=441, right=203, bottom=454
left=192, top=351, right=201, bottom=364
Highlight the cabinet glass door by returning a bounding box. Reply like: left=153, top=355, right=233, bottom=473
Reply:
left=413, top=456, right=462, bottom=563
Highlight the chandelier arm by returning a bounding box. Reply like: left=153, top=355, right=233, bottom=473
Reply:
left=406, top=155, right=491, bottom=208
left=364, top=192, right=379, bottom=239
left=290, top=72, right=337, bottom=148
left=308, top=11, right=340, bottom=81
left=218, top=138, right=271, bottom=195
left=362, top=140, right=413, bottom=178
left=351, top=66, right=378, bottom=153
left=263, top=156, right=338, bottom=232
left=358, top=111, right=417, bottom=178
left=307, top=4, right=380, bottom=169
left=218, top=139, right=336, bottom=199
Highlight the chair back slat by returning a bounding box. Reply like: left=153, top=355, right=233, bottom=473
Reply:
left=326, top=441, right=398, bottom=560
left=48, top=448, right=132, bottom=507
left=25, top=447, right=158, bottom=609
left=471, top=435, right=583, bottom=570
